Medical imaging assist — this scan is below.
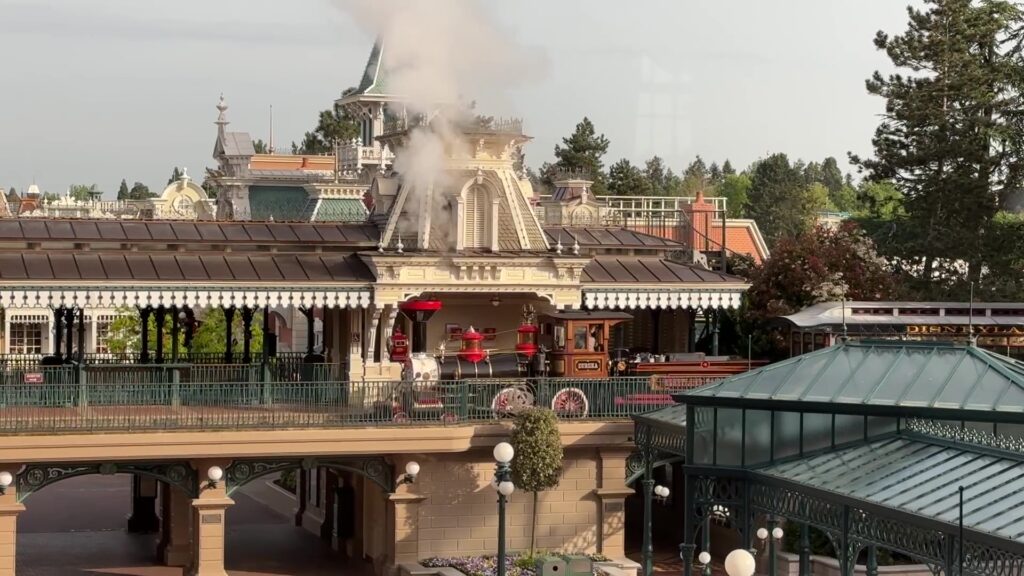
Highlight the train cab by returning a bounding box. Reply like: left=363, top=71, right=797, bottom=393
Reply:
left=539, top=311, right=632, bottom=378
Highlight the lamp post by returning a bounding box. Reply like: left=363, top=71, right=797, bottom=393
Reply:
left=756, top=520, right=784, bottom=576
left=720, top=549, right=756, bottom=576
left=493, top=442, right=515, bottom=576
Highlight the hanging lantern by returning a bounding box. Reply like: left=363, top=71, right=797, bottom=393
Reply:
left=459, top=326, right=487, bottom=364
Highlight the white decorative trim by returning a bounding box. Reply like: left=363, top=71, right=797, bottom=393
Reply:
left=0, top=287, right=373, bottom=310
left=7, top=313, right=50, bottom=324
left=583, top=290, right=743, bottom=310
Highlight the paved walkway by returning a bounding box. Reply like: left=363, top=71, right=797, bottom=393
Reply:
left=17, top=474, right=370, bottom=576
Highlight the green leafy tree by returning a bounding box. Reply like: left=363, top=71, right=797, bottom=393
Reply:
left=718, top=174, right=752, bottom=218
left=68, top=184, right=99, bottom=201
left=552, top=117, right=611, bottom=194
left=747, top=153, right=818, bottom=246
left=104, top=307, right=263, bottom=356
left=117, top=179, right=130, bottom=200
left=806, top=182, right=834, bottom=212
left=851, top=0, right=1024, bottom=291
left=509, top=408, right=563, bottom=554
left=859, top=181, right=904, bottom=218
left=830, top=184, right=863, bottom=214
left=294, top=103, right=361, bottom=155
left=128, top=182, right=154, bottom=200
left=607, top=159, right=651, bottom=196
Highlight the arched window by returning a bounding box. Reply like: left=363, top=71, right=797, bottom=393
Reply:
left=464, top=185, right=492, bottom=249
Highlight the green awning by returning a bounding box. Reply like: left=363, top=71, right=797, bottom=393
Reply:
left=754, top=435, right=1024, bottom=544
left=677, top=340, right=1024, bottom=420
left=632, top=403, right=687, bottom=456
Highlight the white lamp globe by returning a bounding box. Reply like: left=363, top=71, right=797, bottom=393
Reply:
left=772, top=526, right=784, bottom=540
left=723, top=549, right=756, bottom=576
left=697, top=551, right=711, bottom=565
left=207, top=466, right=224, bottom=483
left=405, top=461, right=420, bottom=477
left=493, top=442, right=514, bottom=464
left=660, top=486, right=670, bottom=497
left=497, top=481, right=515, bottom=496
left=756, top=527, right=769, bottom=540
left=0, top=471, right=12, bottom=488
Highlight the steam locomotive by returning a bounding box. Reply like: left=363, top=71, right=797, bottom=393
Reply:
left=382, top=300, right=638, bottom=421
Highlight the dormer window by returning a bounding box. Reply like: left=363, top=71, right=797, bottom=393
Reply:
left=463, top=185, right=496, bottom=250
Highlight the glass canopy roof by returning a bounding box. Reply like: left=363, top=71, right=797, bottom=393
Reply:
left=755, top=435, right=1024, bottom=543
left=677, top=340, right=1024, bottom=419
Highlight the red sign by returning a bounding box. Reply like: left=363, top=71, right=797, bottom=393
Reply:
left=23, top=373, right=43, bottom=384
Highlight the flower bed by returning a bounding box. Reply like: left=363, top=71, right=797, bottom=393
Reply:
left=422, top=554, right=609, bottom=576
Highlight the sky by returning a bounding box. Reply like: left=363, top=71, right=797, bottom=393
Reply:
left=0, top=0, right=916, bottom=198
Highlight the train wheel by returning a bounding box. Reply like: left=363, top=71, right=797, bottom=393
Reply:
left=551, top=387, right=589, bottom=418
left=392, top=409, right=409, bottom=423
left=492, top=385, right=534, bottom=418
left=440, top=412, right=459, bottom=424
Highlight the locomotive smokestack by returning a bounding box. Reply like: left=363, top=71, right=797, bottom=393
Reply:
left=399, top=299, right=442, bottom=355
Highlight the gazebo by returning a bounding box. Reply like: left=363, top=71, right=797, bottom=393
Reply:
left=634, top=339, right=1024, bottom=576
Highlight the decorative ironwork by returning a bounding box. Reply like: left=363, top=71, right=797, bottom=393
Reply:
left=962, top=539, right=1024, bottom=576
left=17, top=461, right=197, bottom=502
left=634, top=421, right=686, bottom=457
left=225, top=456, right=394, bottom=495
left=625, top=451, right=683, bottom=485
left=906, top=418, right=1024, bottom=454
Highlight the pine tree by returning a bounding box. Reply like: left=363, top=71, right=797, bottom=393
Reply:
left=722, top=159, right=736, bottom=176
left=117, top=179, right=130, bottom=200
left=852, top=0, right=1024, bottom=289
left=608, top=159, right=651, bottom=196
left=747, top=153, right=818, bottom=245
left=167, top=167, right=182, bottom=185
left=821, top=157, right=844, bottom=194
left=643, top=156, right=669, bottom=195
left=684, top=155, right=708, bottom=181
left=553, top=117, right=610, bottom=194
left=708, top=161, right=723, bottom=184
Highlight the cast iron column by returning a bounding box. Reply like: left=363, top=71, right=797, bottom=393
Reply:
left=866, top=545, right=878, bottom=576
left=305, top=307, right=316, bottom=357
left=154, top=306, right=166, bottom=364
left=170, top=306, right=180, bottom=363
left=241, top=307, right=254, bottom=364
left=76, top=308, right=85, bottom=362
left=641, top=456, right=654, bottom=576
left=710, top=309, right=720, bottom=357
left=702, top=515, right=711, bottom=576
left=52, top=306, right=63, bottom=358
left=223, top=306, right=236, bottom=364
left=767, top=517, right=779, bottom=576
left=799, top=523, right=811, bottom=576
left=261, top=305, right=270, bottom=363
left=64, top=307, right=75, bottom=362
left=679, top=544, right=695, bottom=576
left=139, top=306, right=152, bottom=364
left=495, top=459, right=511, bottom=576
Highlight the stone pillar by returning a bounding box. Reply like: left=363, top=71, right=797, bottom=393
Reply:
left=594, top=448, right=635, bottom=558
left=190, top=459, right=234, bottom=576
left=388, top=455, right=425, bottom=569
left=0, top=466, right=24, bottom=576
left=157, top=481, right=194, bottom=567
left=127, top=475, right=160, bottom=533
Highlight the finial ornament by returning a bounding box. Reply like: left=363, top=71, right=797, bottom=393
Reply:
left=396, top=233, right=405, bottom=254
left=572, top=235, right=581, bottom=255
left=555, top=233, right=564, bottom=255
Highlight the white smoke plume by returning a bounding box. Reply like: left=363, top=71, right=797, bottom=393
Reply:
left=334, top=0, right=548, bottom=249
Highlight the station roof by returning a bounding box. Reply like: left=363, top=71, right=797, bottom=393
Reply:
left=755, top=435, right=1024, bottom=545
left=0, top=219, right=380, bottom=247
left=582, top=256, right=744, bottom=284
left=676, top=340, right=1024, bottom=421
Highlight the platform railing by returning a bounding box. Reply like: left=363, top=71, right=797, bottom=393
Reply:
left=0, top=376, right=712, bottom=433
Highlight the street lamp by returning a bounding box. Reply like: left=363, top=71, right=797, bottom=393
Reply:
left=722, top=549, right=756, bottom=576
left=493, top=442, right=515, bottom=576
left=0, top=471, right=12, bottom=495
left=397, top=461, right=420, bottom=486
left=757, top=520, right=784, bottom=576
left=206, top=466, right=224, bottom=489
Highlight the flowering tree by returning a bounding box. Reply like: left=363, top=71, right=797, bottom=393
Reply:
left=743, top=222, right=897, bottom=356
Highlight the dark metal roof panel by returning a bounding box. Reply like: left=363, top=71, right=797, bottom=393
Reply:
left=176, top=255, right=209, bottom=281
left=21, top=221, right=49, bottom=240
left=22, top=254, right=53, bottom=278
left=224, top=256, right=259, bottom=281
left=48, top=253, right=79, bottom=279
left=96, top=222, right=127, bottom=241
left=124, top=255, right=157, bottom=279
left=0, top=254, right=27, bottom=278
left=242, top=224, right=274, bottom=242
left=0, top=221, right=21, bottom=239
left=168, top=222, right=201, bottom=242
left=121, top=223, right=152, bottom=241
left=150, top=255, right=184, bottom=281
left=295, top=255, right=331, bottom=281
left=221, top=226, right=250, bottom=242
left=98, top=254, right=130, bottom=278
left=250, top=258, right=284, bottom=281
left=147, top=222, right=175, bottom=241
left=70, top=221, right=101, bottom=239
left=195, top=223, right=227, bottom=242
left=199, top=256, right=231, bottom=280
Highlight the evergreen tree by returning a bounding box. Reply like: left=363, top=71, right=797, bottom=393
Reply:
left=851, top=0, right=1024, bottom=288
left=7, top=187, right=15, bottom=198
left=607, top=159, right=651, bottom=196
left=821, top=157, right=844, bottom=194
left=552, top=117, right=610, bottom=194
left=708, top=161, right=723, bottom=184
left=747, top=153, right=818, bottom=246
left=252, top=139, right=268, bottom=154
left=643, top=156, right=669, bottom=195
left=718, top=174, right=752, bottom=218
left=167, top=167, right=182, bottom=185
left=722, top=159, right=736, bottom=176
left=684, top=155, right=708, bottom=181
left=128, top=182, right=154, bottom=200
left=117, top=179, right=130, bottom=200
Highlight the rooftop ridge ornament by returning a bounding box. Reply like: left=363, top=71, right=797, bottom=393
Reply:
left=572, top=235, right=580, bottom=256
left=396, top=233, right=404, bottom=254
left=555, top=233, right=564, bottom=255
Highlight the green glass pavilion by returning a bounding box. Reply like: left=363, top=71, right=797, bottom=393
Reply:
left=634, top=339, right=1024, bottom=576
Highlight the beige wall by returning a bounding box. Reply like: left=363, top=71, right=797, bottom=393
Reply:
left=415, top=296, right=556, bottom=356
left=408, top=447, right=625, bottom=560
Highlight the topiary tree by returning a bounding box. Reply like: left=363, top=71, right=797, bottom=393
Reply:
left=509, top=408, right=564, bottom=553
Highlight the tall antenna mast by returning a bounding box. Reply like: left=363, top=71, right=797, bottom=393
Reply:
left=269, top=105, right=275, bottom=154
left=968, top=281, right=976, bottom=345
